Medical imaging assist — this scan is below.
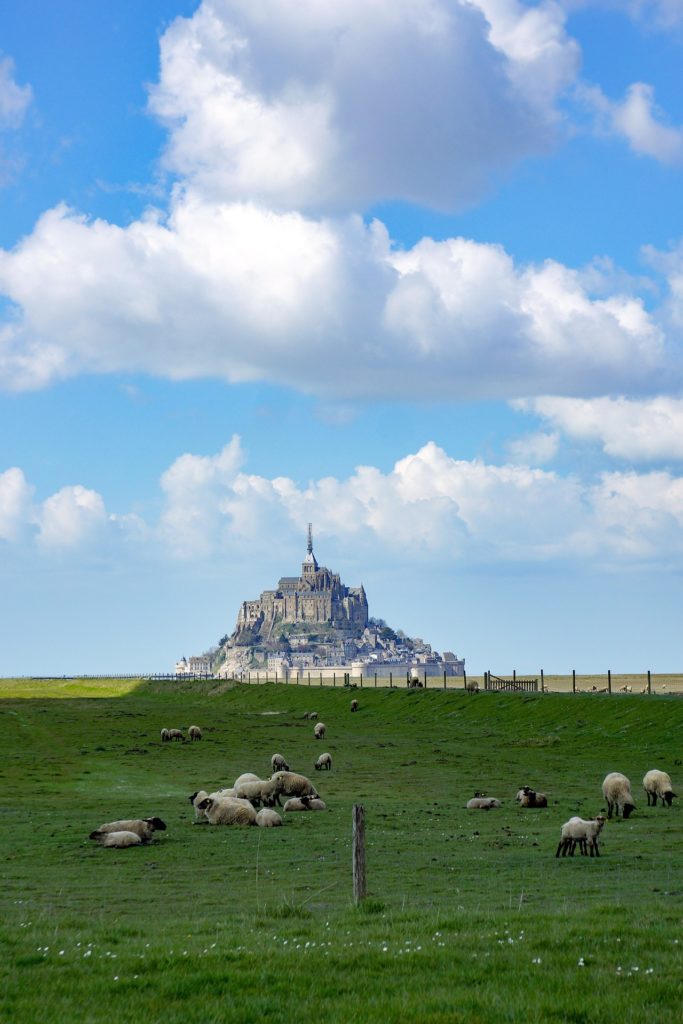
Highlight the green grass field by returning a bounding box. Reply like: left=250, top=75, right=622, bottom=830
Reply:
left=1, top=677, right=681, bottom=1023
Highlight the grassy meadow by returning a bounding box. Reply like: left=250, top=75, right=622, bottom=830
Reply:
left=1, top=677, right=682, bottom=1023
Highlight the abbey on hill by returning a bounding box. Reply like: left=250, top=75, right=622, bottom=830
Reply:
left=202, top=526, right=465, bottom=682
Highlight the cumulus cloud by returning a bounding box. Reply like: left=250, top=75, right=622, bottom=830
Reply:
left=584, top=81, right=683, bottom=165
left=0, top=56, right=31, bottom=129
left=515, top=395, right=683, bottom=461
left=507, top=430, right=560, bottom=465
left=0, top=467, right=34, bottom=541
left=37, top=485, right=107, bottom=549
left=149, top=0, right=578, bottom=211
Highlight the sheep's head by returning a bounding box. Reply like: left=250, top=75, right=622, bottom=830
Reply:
left=146, top=817, right=167, bottom=831
left=623, top=803, right=636, bottom=819
left=664, top=791, right=676, bottom=806
left=594, top=815, right=607, bottom=831
left=198, top=798, right=212, bottom=811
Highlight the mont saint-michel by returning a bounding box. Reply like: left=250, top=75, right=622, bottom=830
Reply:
left=179, top=527, right=465, bottom=682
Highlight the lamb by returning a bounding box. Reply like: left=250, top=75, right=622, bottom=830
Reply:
left=519, top=786, right=548, bottom=808
left=197, top=796, right=257, bottom=826
left=466, top=797, right=502, bottom=809
left=90, top=817, right=167, bottom=842
left=233, top=772, right=261, bottom=789
left=256, top=808, right=283, bottom=827
left=168, top=728, right=184, bottom=742
left=602, top=772, right=636, bottom=819
left=555, top=815, right=606, bottom=857
left=271, top=753, right=289, bottom=772
left=270, top=770, right=319, bottom=798
left=284, top=796, right=327, bottom=812
left=315, top=752, right=332, bottom=771
left=314, top=722, right=326, bottom=740
left=350, top=699, right=359, bottom=712
left=160, top=728, right=171, bottom=742
left=643, top=769, right=677, bottom=807
left=90, top=830, right=143, bottom=848
left=188, top=725, right=202, bottom=741
left=234, top=779, right=283, bottom=808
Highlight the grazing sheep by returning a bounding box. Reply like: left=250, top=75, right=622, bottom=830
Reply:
left=602, top=772, right=636, bottom=819
left=284, top=796, right=327, bottom=812
left=160, top=728, right=171, bottom=742
left=643, top=769, right=677, bottom=807
left=314, top=722, right=326, bottom=740
left=351, top=699, right=359, bottom=712
left=198, top=796, right=257, bottom=826
left=234, top=779, right=283, bottom=808
left=302, top=711, right=318, bottom=720
left=90, top=830, right=143, bottom=848
left=91, top=817, right=167, bottom=842
left=271, top=753, right=289, bottom=773
left=465, top=681, right=479, bottom=694
left=234, top=772, right=261, bottom=789
left=270, top=770, right=319, bottom=798
left=519, top=786, right=548, bottom=809
left=256, top=808, right=283, bottom=827
left=466, top=797, right=501, bottom=810
left=555, top=815, right=606, bottom=857
left=188, top=725, right=202, bottom=741
left=168, top=728, right=184, bottom=742
left=315, top=752, right=332, bottom=771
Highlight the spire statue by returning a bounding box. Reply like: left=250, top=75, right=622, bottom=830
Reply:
left=307, top=523, right=313, bottom=555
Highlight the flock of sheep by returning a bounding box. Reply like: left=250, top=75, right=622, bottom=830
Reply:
left=465, top=768, right=677, bottom=858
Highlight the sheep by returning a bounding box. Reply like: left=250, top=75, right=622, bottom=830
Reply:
left=270, top=770, right=319, bottom=798
left=160, top=728, right=171, bottom=742
left=256, top=808, right=283, bottom=827
left=168, top=728, right=184, bottom=742
left=271, top=753, right=289, bottom=773
left=314, top=722, right=326, bottom=740
left=189, top=790, right=210, bottom=820
left=643, top=769, right=677, bottom=807
left=302, top=711, right=318, bottom=720
left=233, top=772, right=261, bottom=789
left=315, top=752, right=332, bottom=771
left=90, top=830, right=143, bottom=848
left=519, top=786, right=548, bottom=809
left=198, top=796, right=257, bottom=826
left=284, top=796, right=327, bottom=812
left=91, top=817, right=166, bottom=842
left=466, top=797, right=501, bottom=809
left=555, top=815, right=606, bottom=857
left=234, top=779, right=283, bottom=808
left=188, top=725, right=202, bottom=741
left=351, top=699, right=359, bottom=712
left=618, top=685, right=633, bottom=694
left=602, top=772, right=636, bottom=819
left=465, top=681, right=479, bottom=694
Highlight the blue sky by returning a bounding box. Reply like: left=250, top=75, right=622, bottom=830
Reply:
left=2, top=0, right=683, bottom=675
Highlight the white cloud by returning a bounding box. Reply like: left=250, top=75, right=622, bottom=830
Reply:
left=149, top=0, right=578, bottom=211
left=583, top=81, right=683, bottom=164
left=0, top=467, right=34, bottom=541
left=507, top=430, right=560, bottom=464
left=37, top=485, right=107, bottom=549
left=0, top=56, right=31, bottom=129
left=515, top=395, right=683, bottom=461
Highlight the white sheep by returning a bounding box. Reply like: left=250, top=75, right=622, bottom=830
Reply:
left=271, top=753, right=289, bottom=772
left=466, top=797, right=501, bottom=809
left=160, top=728, right=171, bottom=742
left=602, top=772, right=636, bottom=819
left=315, top=752, right=332, bottom=771
left=256, top=808, right=283, bottom=827
left=284, top=796, right=327, bottom=812
left=90, top=817, right=167, bottom=842
left=314, top=722, right=326, bottom=740
left=168, top=728, right=184, bottom=742
left=270, top=770, right=319, bottom=798
left=234, top=779, right=282, bottom=808
left=643, top=769, right=677, bottom=807
left=519, top=786, right=548, bottom=809
left=188, top=725, right=202, bottom=741
left=233, top=772, right=261, bottom=789
left=198, top=796, right=257, bottom=826
left=189, top=790, right=210, bottom=820
left=90, top=830, right=143, bottom=848
left=465, top=681, right=479, bottom=693
left=555, top=815, right=606, bottom=857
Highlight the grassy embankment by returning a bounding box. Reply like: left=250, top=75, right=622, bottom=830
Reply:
left=0, top=676, right=681, bottom=1023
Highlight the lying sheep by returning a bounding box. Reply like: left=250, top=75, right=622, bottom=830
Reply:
left=643, top=769, right=677, bottom=807
left=270, top=770, right=319, bottom=798
left=315, top=752, right=332, bottom=771
left=314, top=722, right=326, bottom=740
left=91, top=817, right=167, bottom=842
left=602, top=772, right=636, bottom=819
left=90, top=830, right=143, bottom=848
left=284, top=796, right=327, bottom=812
left=556, top=815, right=606, bottom=857
left=234, top=779, right=282, bottom=808
left=256, top=808, right=283, bottom=827
left=519, top=786, right=548, bottom=808
left=198, top=796, right=257, bottom=826
left=160, top=728, right=171, bottom=742
left=234, top=772, right=261, bottom=789
left=168, top=728, right=184, bottom=742
left=351, top=699, right=359, bottom=712
left=302, top=711, right=318, bottom=720
left=189, top=790, right=210, bottom=820
left=466, top=797, right=502, bottom=809
left=271, top=753, right=289, bottom=772
left=188, top=725, right=202, bottom=741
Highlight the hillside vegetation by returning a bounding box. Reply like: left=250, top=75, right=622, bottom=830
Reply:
left=1, top=679, right=681, bottom=1022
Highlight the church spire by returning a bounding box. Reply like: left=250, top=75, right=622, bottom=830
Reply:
left=302, top=523, right=318, bottom=574
left=307, top=522, right=313, bottom=555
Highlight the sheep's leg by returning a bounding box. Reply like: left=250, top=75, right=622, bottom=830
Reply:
left=555, top=840, right=565, bottom=858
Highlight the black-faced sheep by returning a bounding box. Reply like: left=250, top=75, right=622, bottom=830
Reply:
left=90, top=817, right=167, bottom=842
left=271, top=753, right=289, bottom=772
left=351, top=699, right=359, bottom=712
left=189, top=790, right=210, bottom=820
left=314, top=722, right=326, bottom=740
left=284, top=796, right=327, bottom=812
left=160, top=728, right=171, bottom=742
left=466, top=797, right=501, bottom=809
left=519, top=786, right=548, bottom=808
left=198, top=796, right=257, bottom=826
left=270, top=770, right=319, bottom=798
left=188, top=725, right=202, bottom=741
left=602, top=772, right=636, bottom=819
left=256, top=808, right=283, bottom=827
left=234, top=779, right=282, bottom=808
left=315, top=752, right=332, bottom=771
left=643, top=769, right=677, bottom=807
left=555, top=815, right=606, bottom=857
left=90, top=830, right=143, bottom=848
left=168, top=728, right=184, bottom=742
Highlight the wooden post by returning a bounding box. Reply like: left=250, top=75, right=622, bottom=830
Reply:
left=333, top=672, right=336, bottom=688
left=320, top=672, right=323, bottom=686
left=390, top=672, right=393, bottom=688
left=374, top=672, right=377, bottom=688
left=607, top=669, right=612, bottom=694
left=352, top=804, right=367, bottom=904
left=423, top=670, right=427, bottom=688
left=308, top=672, right=311, bottom=686
left=540, top=668, right=544, bottom=692
left=513, top=668, right=517, bottom=682
left=463, top=668, right=467, bottom=690
left=572, top=669, right=576, bottom=694
left=443, top=670, right=447, bottom=690
left=360, top=673, right=363, bottom=688
left=647, top=669, right=651, bottom=695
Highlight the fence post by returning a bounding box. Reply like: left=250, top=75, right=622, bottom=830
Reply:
left=443, top=670, right=447, bottom=690
left=390, top=672, right=393, bottom=688
left=374, top=672, right=377, bottom=688
left=463, top=668, right=467, bottom=690
left=572, top=669, right=576, bottom=694
left=513, top=668, right=516, bottom=683
left=333, top=673, right=336, bottom=688
left=308, top=672, right=311, bottom=686
left=320, top=672, right=323, bottom=686
left=647, top=669, right=651, bottom=695
left=360, top=673, right=363, bottom=688
left=607, top=669, right=611, bottom=694
left=352, top=804, right=366, bottom=904
left=540, top=668, right=544, bottom=692
left=423, top=670, right=427, bottom=688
